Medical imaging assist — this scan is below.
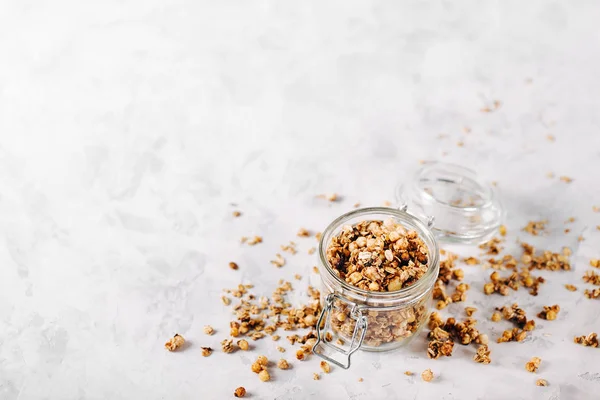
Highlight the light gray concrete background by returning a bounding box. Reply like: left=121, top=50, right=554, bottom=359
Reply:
left=1, top=0, right=600, bottom=399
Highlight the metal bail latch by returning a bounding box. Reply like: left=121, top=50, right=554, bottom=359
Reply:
left=312, top=293, right=368, bottom=369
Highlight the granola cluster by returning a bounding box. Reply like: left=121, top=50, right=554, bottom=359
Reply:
left=326, top=219, right=430, bottom=292
left=483, top=269, right=544, bottom=296
left=525, top=356, right=541, bottom=373
left=574, top=333, right=598, bottom=347
left=537, top=305, right=559, bottom=321
left=521, top=244, right=571, bottom=271
left=583, top=270, right=600, bottom=285
left=432, top=252, right=470, bottom=310
left=164, top=334, right=185, bottom=351
left=426, top=313, right=488, bottom=360
left=496, top=304, right=535, bottom=343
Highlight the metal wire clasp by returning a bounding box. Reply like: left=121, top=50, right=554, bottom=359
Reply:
left=312, top=293, right=368, bottom=369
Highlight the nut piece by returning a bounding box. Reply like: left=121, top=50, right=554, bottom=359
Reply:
left=258, top=369, right=270, bottom=382
left=421, top=369, right=434, bottom=382
left=536, top=379, right=548, bottom=387
left=473, top=345, right=491, bottom=364
left=297, top=228, right=310, bottom=237
left=270, top=253, right=286, bottom=268
left=499, top=225, right=507, bottom=236
left=164, top=334, right=185, bottom=351
left=204, top=325, right=214, bottom=335
left=201, top=347, right=212, bottom=357
left=320, top=361, right=331, bottom=373
left=229, top=262, right=239, bottom=270
left=237, top=339, right=249, bottom=351
left=525, top=357, right=542, bottom=373
left=232, top=211, right=242, bottom=217
left=277, top=359, right=290, bottom=370
left=234, top=387, right=246, bottom=398
left=565, top=284, right=577, bottom=292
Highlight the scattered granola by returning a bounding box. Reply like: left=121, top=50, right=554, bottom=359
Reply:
left=591, top=259, right=599, bottom=268
left=565, top=284, right=577, bottom=292
left=281, top=242, right=298, bottom=255
left=536, top=379, right=548, bottom=386
left=234, top=387, right=246, bottom=398
left=404, top=371, right=413, bottom=376
left=204, top=325, right=214, bottom=335
left=537, top=305, right=560, bottom=321
left=584, top=288, right=600, bottom=299
left=499, top=225, right=507, bottom=236
left=491, top=312, right=502, bottom=322
left=277, top=346, right=285, bottom=353
left=237, top=339, right=249, bottom=351
left=320, top=361, right=331, bottom=373
left=525, top=357, right=541, bottom=373
left=574, top=333, right=599, bottom=347
left=559, top=176, right=573, bottom=183
left=313, top=373, right=320, bottom=380
left=221, top=295, right=231, bottom=305
left=522, top=244, right=571, bottom=271
left=229, top=262, right=239, bottom=270
left=473, top=345, right=491, bottom=364
left=221, top=339, right=236, bottom=353
left=297, top=228, right=310, bottom=237
left=583, top=270, right=600, bottom=285
left=465, top=307, right=477, bottom=317
left=546, top=134, right=555, bottom=142
left=523, top=220, right=547, bottom=236
left=358, top=377, right=364, bottom=382
left=277, top=358, right=290, bottom=369
left=258, top=370, right=270, bottom=382
left=421, top=369, right=434, bottom=382
left=308, top=247, right=316, bottom=255
left=201, top=347, right=212, bottom=357
left=296, top=349, right=305, bottom=361
left=232, top=211, right=242, bottom=217
left=247, top=236, right=263, bottom=246
left=464, top=257, right=480, bottom=265
left=164, top=334, right=185, bottom=351
left=272, top=335, right=280, bottom=341
left=354, top=202, right=361, bottom=208
left=271, top=253, right=286, bottom=268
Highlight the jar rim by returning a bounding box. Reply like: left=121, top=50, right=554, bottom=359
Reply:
left=318, top=207, right=440, bottom=299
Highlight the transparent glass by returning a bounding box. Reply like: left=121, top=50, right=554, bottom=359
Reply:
left=396, top=162, right=504, bottom=244
left=315, top=207, right=440, bottom=358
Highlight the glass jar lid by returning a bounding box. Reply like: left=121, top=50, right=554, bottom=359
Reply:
left=395, top=162, right=504, bottom=245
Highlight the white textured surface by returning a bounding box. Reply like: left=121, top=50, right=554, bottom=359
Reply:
left=1, top=1, right=600, bottom=399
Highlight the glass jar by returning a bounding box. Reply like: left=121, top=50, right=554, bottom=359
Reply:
left=312, top=162, right=503, bottom=369
left=312, top=207, right=440, bottom=369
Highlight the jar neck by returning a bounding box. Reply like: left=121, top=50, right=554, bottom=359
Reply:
left=318, top=207, right=440, bottom=305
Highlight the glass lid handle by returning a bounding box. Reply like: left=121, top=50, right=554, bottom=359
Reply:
left=312, top=293, right=367, bottom=369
